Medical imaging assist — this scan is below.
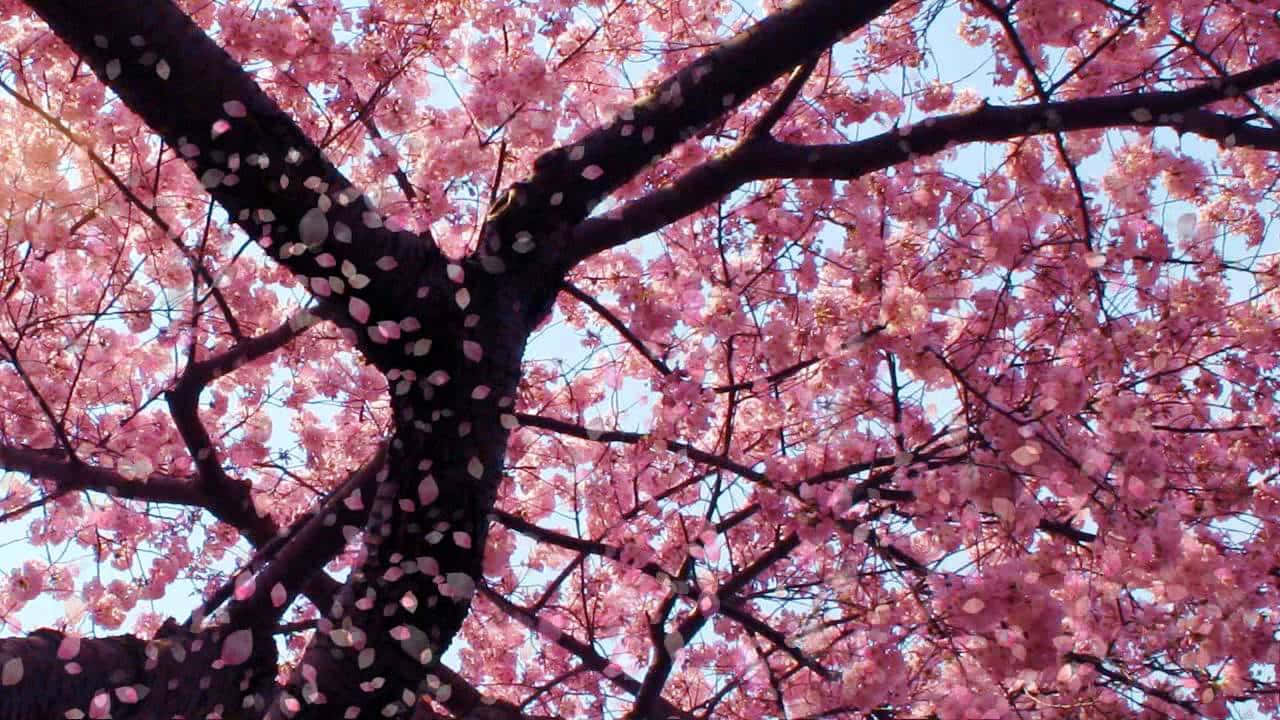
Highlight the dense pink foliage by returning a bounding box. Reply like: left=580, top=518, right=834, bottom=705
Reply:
left=0, top=0, right=1278, bottom=718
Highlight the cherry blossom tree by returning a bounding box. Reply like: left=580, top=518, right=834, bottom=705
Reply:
left=0, top=0, right=1278, bottom=717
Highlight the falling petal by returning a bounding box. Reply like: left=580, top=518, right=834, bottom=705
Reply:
left=349, top=297, right=371, bottom=324
left=299, top=207, right=329, bottom=247
left=220, top=629, right=254, bottom=666
left=57, top=635, right=81, bottom=660
left=418, top=476, right=438, bottom=505
left=233, top=574, right=256, bottom=601
left=1, top=657, right=22, bottom=686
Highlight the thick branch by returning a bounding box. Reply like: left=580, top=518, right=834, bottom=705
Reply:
left=0, top=443, right=215, bottom=514
left=217, top=444, right=387, bottom=628
left=163, top=313, right=314, bottom=554
left=183, top=312, right=314, bottom=388
left=0, top=629, right=146, bottom=720
left=0, top=440, right=384, bottom=717
left=168, top=384, right=280, bottom=550
left=0, top=620, right=278, bottom=719
left=22, top=0, right=442, bottom=333
left=0, top=438, right=355, bottom=609
left=484, top=0, right=897, bottom=275
left=571, top=59, right=1280, bottom=261
left=746, top=56, right=820, bottom=142
left=515, top=412, right=943, bottom=503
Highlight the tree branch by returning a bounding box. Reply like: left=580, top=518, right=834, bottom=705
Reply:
left=630, top=533, right=804, bottom=717
left=161, top=311, right=317, bottom=546
left=570, top=59, right=1280, bottom=262
left=210, top=443, right=387, bottom=631
left=514, top=412, right=771, bottom=486
left=165, top=321, right=309, bottom=555
left=515, top=411, right=948, bottom=505
left=0, top=629, right=147, bottom=720
left=480, top=585, right=692, bottom=720
left=21, top=0, right=443, bottom=335
left=0, top=443, right=196, bottom=513
left=482, top=0, right=897, bottom=277
left=560, top=281, right=672, bottom=376
left=746, top=56, right=820, bottom=142
left=0, top=75, right=248, bottom=340
left=495, top=511, right=836, bottom=682
left=1065, top=652, right=1201, bottom=716
left=0, top=437, right=358, bottom=611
